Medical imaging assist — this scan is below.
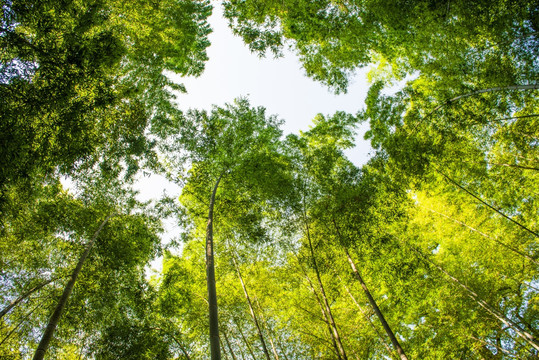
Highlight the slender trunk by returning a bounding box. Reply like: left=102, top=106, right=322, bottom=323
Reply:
left=275, top=336, right=290, bottom=360
left=302, top=211, right=348, bottom=360
left=412, top=246, right=539, bottom=352
left=0, top=277, right=58, bottom=319
left=232, top=255, right=271, bottom=360
left=302, top=267, right=342, bottom=359
left=337, top=274, right=395, bottom=358
left=424, top=206, right=538, bottom=264
left=33, top=214, right=113, bottom=360
left=434, top=168, right=539, bottom=238
left=266, top=332, right=280, bottom=360
left=151, top=328, right=191, bottom=360
left=220, top=335, right=229, bottom=360
left=169, top=333, right=191, bottom=360
left=207, top=173, right=224, bottom=360
left=0, top=295, right=51, bottom=347
left=330, top=218, right=408, bottom=360
left=296, top=327, right=337, bottom=350
left=236, top=337, right=248, bottom=360
left=294, top=303, right=327, bottom=323
left=253, top=297, right=280, bottom=360
left=223, top=331, right=238, bottom=360
left=344, top=247, right=409, bottom=360
left=234, top=318, right=256, bottom=360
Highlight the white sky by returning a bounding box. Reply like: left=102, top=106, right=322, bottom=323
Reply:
left=138, top=3, right=375, bottom=201
left=140, top=3, right=375, bottom=270
left=169, top=2, right=373, bottom=165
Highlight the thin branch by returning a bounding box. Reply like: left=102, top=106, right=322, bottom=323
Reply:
left=423, top=205, right=538, bottom=264
left=0, top=276, right=62, bottom=320
left=409, top=243, right=539, bottom=352
left=0, top=295, right=52, bottom=347
left=434, top=167, right=539, bottom=238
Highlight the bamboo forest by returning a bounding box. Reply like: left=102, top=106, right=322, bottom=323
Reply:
left=1, top=0, right=539, bottom=359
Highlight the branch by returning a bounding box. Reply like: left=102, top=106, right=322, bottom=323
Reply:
left=434, top=167, right=539, bottom=238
